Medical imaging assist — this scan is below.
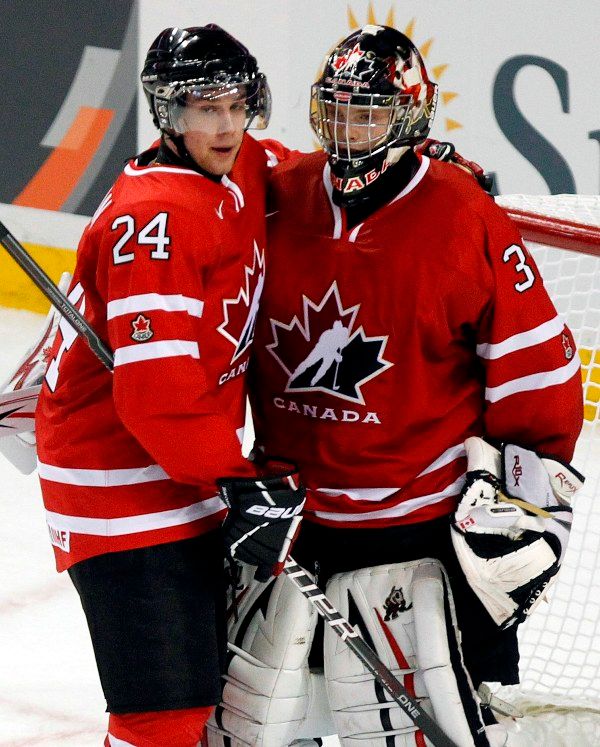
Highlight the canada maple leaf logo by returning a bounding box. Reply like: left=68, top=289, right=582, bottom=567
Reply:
left=218, top=242, right=265, bottom=362
left=267, top=282, right=392, bottom=404
left=331, top=42, right=376, bottom=81
left=131, top=314, right=153, bottom=342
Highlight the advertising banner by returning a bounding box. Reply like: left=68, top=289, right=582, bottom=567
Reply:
left=140, top=0, right=600, bottom=196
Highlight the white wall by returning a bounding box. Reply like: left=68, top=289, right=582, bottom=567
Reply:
left=138, top=0, right=600, bottom=195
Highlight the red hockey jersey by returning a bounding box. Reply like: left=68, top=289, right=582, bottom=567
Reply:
left=250, top=153, right=583, bottom=529
left=36, top=134, right=285, bottom=571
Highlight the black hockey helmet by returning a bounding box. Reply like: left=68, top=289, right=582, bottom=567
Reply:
left=311, top=25, right=438, bottom=204
left=141, top=25, right=271, bottom=135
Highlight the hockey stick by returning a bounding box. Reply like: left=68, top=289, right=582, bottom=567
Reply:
left=283, top=559, right=459, bottom=747
left=0, top=221, right=113, bottom=370
left=0, top=221, right=458, bottom=747
left=498, top=491, right=572, bottom=529
left=332, top=356, right=341, bottom=391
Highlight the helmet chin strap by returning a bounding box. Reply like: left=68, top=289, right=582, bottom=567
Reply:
left=167, top=134, right=199, bottom=169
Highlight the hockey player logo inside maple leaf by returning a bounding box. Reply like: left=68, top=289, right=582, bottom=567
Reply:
left=267, top=282, right=392, bottom=405
left=331, top=42, right=374, bottom=82
left=219, top=243, right=265, bottom=362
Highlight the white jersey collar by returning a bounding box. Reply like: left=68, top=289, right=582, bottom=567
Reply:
left=322, top=156, right=431, bottom=241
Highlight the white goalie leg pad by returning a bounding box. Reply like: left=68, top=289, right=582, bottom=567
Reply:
left=294, top=669, right=337, bottom=740
left=323, top=560, right=490, bottom=746
left=206, top=567, right=318, bottom=746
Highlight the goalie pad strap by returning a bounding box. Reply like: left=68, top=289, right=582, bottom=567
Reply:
left=324, top=559, right=489, bottom=746
left=206, top=568, right=317, bottom=746
left=413, top=564, right=490, bottom=747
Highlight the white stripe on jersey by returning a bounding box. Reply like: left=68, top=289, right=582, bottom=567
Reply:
left=416, top=442, right=466, bottom=477
left=114, top=339, right=200, bottom=366
left=38, top=461, right=169, bottom=486
left=90, top=191, right=112, bottom=227
left=312, top=475, right=465, bottom=522
left=323, top=163, right=342, bottom=239
left=221, top=174, right=245, bottom=209
left=46, top=495, right=225, bottom=537
left=264, top=148, right=280, bottom=167
left=348, top=223, right=364, bottom=243
left=316, top=486, right=398, bottom=503
left=322, top=157, right=430, bottom=241
left=485, top=353, right=580, bottom=403
left=315, top=443, right=466, bottom=503
left=124, top=162, right=201, bottom=177
left=388, top=155, right=430, bottom=205
left=107, top=293, right=204, bottom=319
left=476, top=315, right=564, bottom=360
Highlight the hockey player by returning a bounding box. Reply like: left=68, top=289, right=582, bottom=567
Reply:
left=207, top=25, right=584, bottom=747
left=34, top=25, right=305, bottom=747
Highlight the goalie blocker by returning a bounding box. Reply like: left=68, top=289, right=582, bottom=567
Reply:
left=206, top=558, right=521, bottom=746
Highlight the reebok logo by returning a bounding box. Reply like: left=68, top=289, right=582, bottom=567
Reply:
left=512, top=455, right=523, bottom=486
left=555, top=472, right=578, bottom=494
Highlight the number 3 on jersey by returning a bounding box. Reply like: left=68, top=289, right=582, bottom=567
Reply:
left=112, top=212, right=171, bottom=265
left=503, top=243, right=535, bottom=292
left=45, top=283, right=86, bottom=392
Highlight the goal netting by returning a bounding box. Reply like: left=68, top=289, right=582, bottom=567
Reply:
left=494, top=194, right=600, bottom=740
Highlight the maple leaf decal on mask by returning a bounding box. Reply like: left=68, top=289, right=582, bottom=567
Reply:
left=267, top=282, right=392, bottom=405
left=218, top=242, right=265, bottom=362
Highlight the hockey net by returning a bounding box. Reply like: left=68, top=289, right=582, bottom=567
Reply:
left=494, top=194, right=600, bottom=740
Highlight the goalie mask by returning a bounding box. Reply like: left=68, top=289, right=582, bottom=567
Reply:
left=311, top=25, right=438, bottom=206
left=141, top=25, right=271, bottom=140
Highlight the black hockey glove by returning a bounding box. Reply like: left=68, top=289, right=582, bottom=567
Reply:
left=218, top=461, right=305, bottom=582
left=415, top=138, right=494, bottom=193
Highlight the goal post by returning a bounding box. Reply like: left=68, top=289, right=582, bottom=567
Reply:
left=499, top=194, right=600, bottom=257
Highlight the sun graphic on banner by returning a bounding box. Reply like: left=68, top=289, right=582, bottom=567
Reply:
left=344, top=3, right=462, bottom=132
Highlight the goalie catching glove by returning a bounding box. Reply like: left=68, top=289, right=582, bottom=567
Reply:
left=452, top=437, right=583, bottom=628
left=218, top=460, right=305, bottom=582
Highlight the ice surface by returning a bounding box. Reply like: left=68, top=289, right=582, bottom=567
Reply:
left=0, top=309, right=106, bottom=745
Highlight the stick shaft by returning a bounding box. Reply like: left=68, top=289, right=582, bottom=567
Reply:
left=0, top=222, right=114, bottom=371
left=283, top=558, right=459, bottom=747
left=498, top=492, right=572, bottom=529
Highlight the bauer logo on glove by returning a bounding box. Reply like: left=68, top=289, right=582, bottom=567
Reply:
left=218, top=460, right=305, bottom=582
left=451, top=437, right=584, bottom=628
